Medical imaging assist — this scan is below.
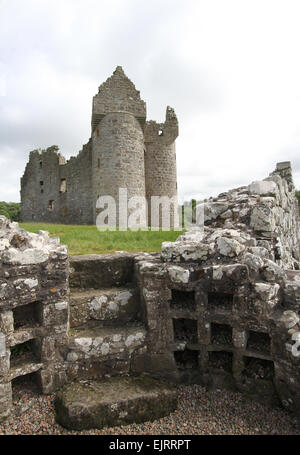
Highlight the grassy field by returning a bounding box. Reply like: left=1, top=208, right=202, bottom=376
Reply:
left=20, top=223, right=183, bottom=256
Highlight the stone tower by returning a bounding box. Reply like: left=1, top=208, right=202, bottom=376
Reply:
left=144, top=106, right=178, bottom=228
left=91, top=66, right=147, bottom=226
left=20, top=66, right=179, bottom=228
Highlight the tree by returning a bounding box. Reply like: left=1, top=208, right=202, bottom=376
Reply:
left=0, top=202, right=20, bottom=221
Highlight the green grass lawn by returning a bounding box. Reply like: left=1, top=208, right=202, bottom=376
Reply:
left=20, top=223, right=183, bottom=256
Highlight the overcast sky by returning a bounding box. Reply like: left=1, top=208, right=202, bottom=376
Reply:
left=0, top=0, right=300, bottom=204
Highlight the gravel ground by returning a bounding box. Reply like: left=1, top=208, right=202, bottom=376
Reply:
left=0, top=378, right=299, bottom=435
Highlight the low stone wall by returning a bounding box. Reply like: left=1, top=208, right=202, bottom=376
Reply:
left=0, top=230, right=154, bottom=420
left=191, top=161, right=300, bottom=270
left=135, top=163, right=300, bottom=415
left=0, top=216, right=69, bottom=420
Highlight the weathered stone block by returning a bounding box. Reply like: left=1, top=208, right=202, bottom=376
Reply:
left=248, top=180, right=278, bottom=197
left=39, top=368, right=55, bottom=394
left=67, top=324, right=146, bottom=362
left=0, top=311, right=14, bottom=334
left=55, top=376, right=178, bottom=430
left=39, top=336, right=56, bottom=363
left=0, top=381, right=12, bottom=421
left=41, top=301, right=69, bottom=327
left=167, top=265, right=190, bottom=284
left=250, top=205, right=276, bottom=232
left=217, top=237, right=245, bottom=258
left=69, top=287, right=140, bottom=328
left=161, top=241, right=212, bottom=263
left=232, top=329, right=248, bottom=349
left=0, top=335, right=10, bottom=377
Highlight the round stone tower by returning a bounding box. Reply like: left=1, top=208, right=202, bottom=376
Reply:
left=144, top=107, right=179, bottom=229
left=91, top=66, right=147, bottom=227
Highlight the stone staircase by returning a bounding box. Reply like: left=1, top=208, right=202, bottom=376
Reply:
left=66, top=253, right=147, bottom=380
left=55, top=253, right=178, bottom=429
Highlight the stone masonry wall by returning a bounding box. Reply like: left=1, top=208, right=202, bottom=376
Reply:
left=91, top=66, right=146, bottom=132
left=91, top=112, right=146, bottom=226
left=0, top=216, right=69, bottom=420
left=135, top=163, right=300, bottom=417
left=20, top=143, right=93, bottom=225
left=144, top=107, right=179, bottom=229
left=59, top=141, right=94, bottom=224
left=193, top=161, right=300, bottom=270
left=20, top=146, right=65, bottom=223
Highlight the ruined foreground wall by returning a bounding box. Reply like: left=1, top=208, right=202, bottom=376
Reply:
left=0, top=216, right=69, bottom=420
left=0, top=216, right=151, bottom=420
left=195, top=161, right=300, bottom=270
left=136, top=162, right=300, bottom=415
left=4, top=161, right=300, bottom=422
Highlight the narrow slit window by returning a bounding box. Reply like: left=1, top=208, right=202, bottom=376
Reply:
left=48, top=200, right=55, bottom=211
left=60, top=178, right=67, bottom=193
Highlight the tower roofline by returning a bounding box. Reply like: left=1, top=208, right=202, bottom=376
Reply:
left=92, top=67, right=146, bottom=133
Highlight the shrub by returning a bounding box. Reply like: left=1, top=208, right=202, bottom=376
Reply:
left=0, top=202, right=20, bottom=221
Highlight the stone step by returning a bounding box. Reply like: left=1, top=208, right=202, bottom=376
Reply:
left=69, top=287, right=140, bottom=328
left=9, top=358, right=43, bottom=381
left=67, top=323, right=146, bottom=362
left=54, top=375, right=178, bottom=430
left=69, top=253, right=137, bottom=289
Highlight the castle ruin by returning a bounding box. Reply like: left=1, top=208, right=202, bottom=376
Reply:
left=20, top=66, right=178, bottom=227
